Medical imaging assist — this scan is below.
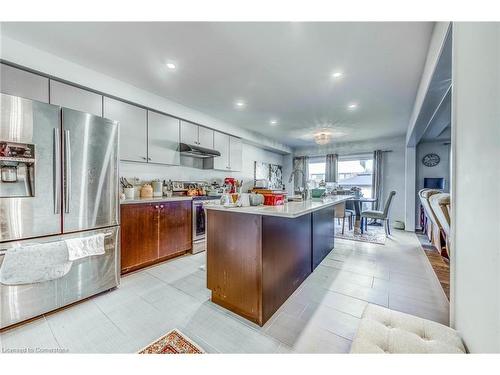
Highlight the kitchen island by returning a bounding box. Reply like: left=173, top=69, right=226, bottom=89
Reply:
left=205, top=196, right=350, bottom=326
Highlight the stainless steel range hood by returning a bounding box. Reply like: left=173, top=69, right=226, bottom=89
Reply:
left=179, top=143, right=221, bottom=158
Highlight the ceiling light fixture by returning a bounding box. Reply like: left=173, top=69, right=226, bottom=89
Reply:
left=166, top=62, right=176, bottom=70
left=332, top=71, right=343, bottom=79
left=347, top=103, right=358, bottom=110
left=235, top=100, right=246, bottom=109
left=270, top=119, right=278, bottom=126
left=314, top=133, right=331, bottom=145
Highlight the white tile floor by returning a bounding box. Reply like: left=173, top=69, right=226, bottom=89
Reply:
left=0, top=229, right=449, bottom=353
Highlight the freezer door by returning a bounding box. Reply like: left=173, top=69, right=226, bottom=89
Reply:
left=0, top=93, right=62, bottom=242
left=62, top=108, right=119, bottom=232
left=0, top=226, right=120, bottom=329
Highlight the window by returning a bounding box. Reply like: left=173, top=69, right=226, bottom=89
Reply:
left=307, top=155, right=374, bottom=197
left=338, top=157, right=373, bottom=197
left=308, top=157, right=326, bottom=185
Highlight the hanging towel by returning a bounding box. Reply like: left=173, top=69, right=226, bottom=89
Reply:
left=0, top=241, right=73, bottom=285
left=65, top=233, right=105, bottom=261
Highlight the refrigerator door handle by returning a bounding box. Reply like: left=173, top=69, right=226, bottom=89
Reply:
left=53, top=128, right=61, bottom=214
left=64, top=129, right=72, bottom=214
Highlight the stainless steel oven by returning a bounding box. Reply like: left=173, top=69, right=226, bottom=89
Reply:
left=192, top=196, right=220, bottom=253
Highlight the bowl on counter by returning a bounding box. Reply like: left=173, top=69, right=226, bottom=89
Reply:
left=311, top=188, right=326, bottom=198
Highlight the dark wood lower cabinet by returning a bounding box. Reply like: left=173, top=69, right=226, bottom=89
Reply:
left=120, top=203, right=159, bottom=272
left=262, top=214, right=312, bottom=323
left=312, top=205, right=335, bottom=270
left=159, top=201, right=192, bottom=260
left=120, top=200, right=192, bottom=274
left=207, top=210, right=314, bottom=326
left=207, top=204, right=338, bottom=326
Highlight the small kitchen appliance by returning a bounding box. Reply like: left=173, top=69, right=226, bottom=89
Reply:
left=224, top=177, right=237, bottom=193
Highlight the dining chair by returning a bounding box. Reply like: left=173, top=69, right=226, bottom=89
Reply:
left=334, top=201, right=354, bottom=234
left=360, top=191, right=396, bottom=236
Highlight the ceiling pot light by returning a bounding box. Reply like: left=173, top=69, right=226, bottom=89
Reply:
left=270, top=119, right=278, bottom=126
left=235, top=100, right=246, bottom=109
left=347, top=103, right=358, bottom=110
left=314, top=133, right=331, bottom=145
left=332, top=71, right=343, bottom=79
left=166, top=62, right=176, bottom=70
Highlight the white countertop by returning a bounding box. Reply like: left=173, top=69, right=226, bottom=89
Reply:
left=120, top=196, right=193, bottom=205
left=204, top=196, right=350, bottom=218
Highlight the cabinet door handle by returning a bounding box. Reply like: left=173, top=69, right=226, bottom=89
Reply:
left=142, top=156, right=147, bottom=160
left=147, top=157, right=152, bottom=161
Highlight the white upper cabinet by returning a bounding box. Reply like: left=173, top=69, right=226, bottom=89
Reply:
left=103, top=97, right=147, bottom=162
left=50, top=80, right=103, bottom=117
left=0, top=63, right=49, bottom=103
left=212, top=132, right=242, bottom=171
left=180, top=121, right=199, bottom=145
left=229, top=136, right=243, bottom=172
left=180, top=120, right=214, bottom=149
left=198, top=126, right=214, bottom=149
left=213, top=131, right=230, bottom=170
left=147, top=111, right=180, bottom=165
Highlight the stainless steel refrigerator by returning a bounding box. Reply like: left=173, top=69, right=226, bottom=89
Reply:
left=0, top=93, right=120, bottom=329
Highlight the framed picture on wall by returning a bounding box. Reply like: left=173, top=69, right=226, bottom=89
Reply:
left=254, top=161, right=283, bottom=189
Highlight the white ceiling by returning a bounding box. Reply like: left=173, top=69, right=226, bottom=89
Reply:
left=1, top=22, right=433, bottom=148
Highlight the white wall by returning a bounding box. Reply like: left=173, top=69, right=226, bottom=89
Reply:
left=121, top=143, right=284, bottom=192
left=294, top=136, right=407, bottom=224
left=404, top=146, right=416, bottom=231
left=451, top=22, right=500, bottom=353
left=415, top=140, right=451, bottom=228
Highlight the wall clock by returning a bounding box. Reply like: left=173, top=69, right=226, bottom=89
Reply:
left=422, top=153, right=440, bottom=167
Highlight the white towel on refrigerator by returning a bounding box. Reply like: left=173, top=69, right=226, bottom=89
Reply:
left=0, top=241, right=73, bottom=285
left=65, top=233, right=105, bottom=261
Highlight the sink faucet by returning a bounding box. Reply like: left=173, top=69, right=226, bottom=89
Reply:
left=288, top=168, right=309, bottom=200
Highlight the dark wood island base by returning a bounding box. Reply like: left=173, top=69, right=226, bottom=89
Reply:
left=206, top=201, right=340, bottom=326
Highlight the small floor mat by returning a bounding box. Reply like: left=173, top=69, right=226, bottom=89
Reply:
left=138, top=329, right=204, bottom=354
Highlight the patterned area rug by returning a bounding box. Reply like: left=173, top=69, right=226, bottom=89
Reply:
left=335, top=220, right=386, bottom=245
left=138, top=329, right=204, bottom=354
